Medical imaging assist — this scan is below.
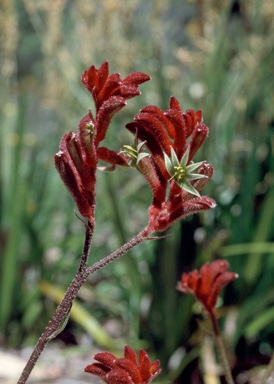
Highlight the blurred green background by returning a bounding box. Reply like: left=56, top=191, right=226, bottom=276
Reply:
left=1, top=0, right=274, bottom=381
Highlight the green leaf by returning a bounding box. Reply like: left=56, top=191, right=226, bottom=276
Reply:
left=245, top=306, right=274, bottom=339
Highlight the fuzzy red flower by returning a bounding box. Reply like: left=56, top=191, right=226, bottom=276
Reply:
left=54, top=62, right=150, bottom=223
left=84, top=345, right=161, bottom=384
left=177, top=260, right=238, bottom=314
left=55, top=61, right=215, bottom=232
left=124, top=97, right=216, bottom=232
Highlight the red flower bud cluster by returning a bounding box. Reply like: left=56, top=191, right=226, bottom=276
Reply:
left=84, top=345, right=161, bottom=384
left=54, top=62, right=150, bottom=223
left=177, top=260, right=238, bottom=314
left=55, top=62, right=216, bottom=232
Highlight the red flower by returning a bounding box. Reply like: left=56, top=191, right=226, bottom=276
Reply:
left=177, top=260, right=238, bottom=314
left=125, top=97, right=216, bottom=232
left=55, top=62, right=150, bottom=223
left=55, top=61, right=216, bottom=231
left=84, top=345, right=161, bottom=384
left=81, top=61, right=151, bottom=112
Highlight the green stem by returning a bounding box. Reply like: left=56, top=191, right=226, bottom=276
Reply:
left=17, top=226, right=150, bottom=384
left=209, top=311, right=235, bottom=384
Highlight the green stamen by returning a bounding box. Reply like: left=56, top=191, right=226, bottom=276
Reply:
left=123, top=145, right=138, bottom=160
left=121, top=141, right=149, bottom=168
left=164, top=146, right=206, bottom=197
left=174, top=165, right=186, bottom=181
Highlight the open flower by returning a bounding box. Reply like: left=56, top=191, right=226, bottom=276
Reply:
left=164, top=146, right=206, bottom=197
left=177, top=260, right=238, bottom=314
left=120, top=130, right=150, bottom=169
left=125, top=98, right=216, bottom=232
left=55, top=61, right=216, bottom=232
left=84, top=345, right=161, bottom=384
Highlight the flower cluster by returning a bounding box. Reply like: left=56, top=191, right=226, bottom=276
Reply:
left=55, top=61, right=216, bottom=233
left=123, top=98, right=216, bottom=232
left=177, top=259, right=238, bottom=314
left=84, top=345, right=161, bottom=384
left=54, top=62, right=150, bottom=224
left=51, top=62, right=238, bottom=384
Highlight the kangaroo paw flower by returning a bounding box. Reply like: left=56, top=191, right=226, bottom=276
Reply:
left=55, top=62, right=150, bottom=221
left=84, top=345, right=161, bottom=384
left=177, top=260, right=238, bottom=314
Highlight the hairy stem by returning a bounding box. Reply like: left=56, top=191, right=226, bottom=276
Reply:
left=78, top=221, right=94, bottom=272
left=17, top=222, right=94, bottom=384
left=209, top=311, right=235, bottom=384
left=86, top=227, right=150, bottom=275
left=17, top=226, right=150, bottom=384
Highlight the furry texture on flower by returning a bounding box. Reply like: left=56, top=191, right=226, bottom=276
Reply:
left=55, top=61, right=215, bottom=231
left=177, top=260, right=238, bottom=314
left=55, top=62, right=150, bottom=223
left=84, top=345, right=161, bottom=384
left=125, top=97, right=216, bottom=232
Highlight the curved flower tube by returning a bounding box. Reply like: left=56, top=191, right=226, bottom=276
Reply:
left=55, top=62, right=150, bottom=223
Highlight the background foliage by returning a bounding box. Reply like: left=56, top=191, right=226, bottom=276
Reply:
left=1, top=0, right=274, bottom=381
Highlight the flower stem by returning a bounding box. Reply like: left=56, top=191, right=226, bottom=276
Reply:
left=86, top=227, right=149, bottom=275
left=209, top=311, right=235, bottom=384
left=17, top=226, right=150, bottom=384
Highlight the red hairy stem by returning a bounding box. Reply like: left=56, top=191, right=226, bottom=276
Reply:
left=17, top=223, right=94, bottom=384
left=85, top=227, right=150, bottom=275
left=17, top=226, right=150, bottom=384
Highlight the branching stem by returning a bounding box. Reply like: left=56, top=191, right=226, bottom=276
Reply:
left=17, top=226, right=150, bottom=384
